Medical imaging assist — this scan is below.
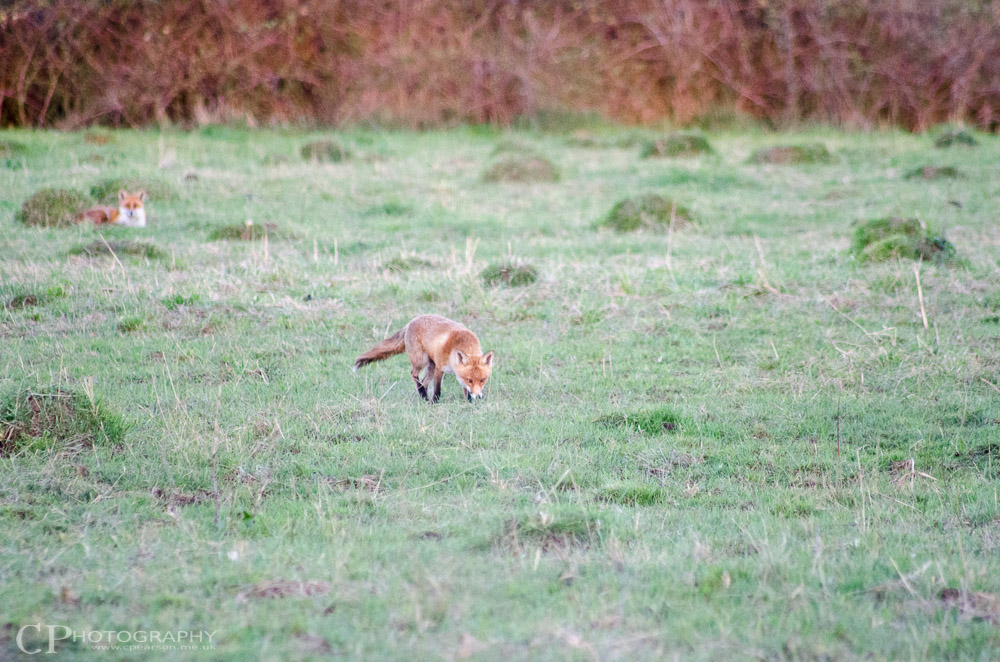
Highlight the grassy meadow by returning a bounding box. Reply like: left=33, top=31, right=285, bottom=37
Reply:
left=1, top=123, right=999, bottom=660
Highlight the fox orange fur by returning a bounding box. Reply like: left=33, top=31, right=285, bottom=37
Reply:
left=78, top=190, right=147, bottom=227
left=354, top=315, right=494, bottom=402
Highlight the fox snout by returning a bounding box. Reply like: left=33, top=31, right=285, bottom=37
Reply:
left=458, top=373, right=489, bottom=400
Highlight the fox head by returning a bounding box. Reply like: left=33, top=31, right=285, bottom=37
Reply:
left=116, top=190, right=147, bottom=227
left=454, top=349, right=494, bottom=399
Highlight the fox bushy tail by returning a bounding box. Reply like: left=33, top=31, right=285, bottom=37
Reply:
left=353, top=328, right=406, bottom=371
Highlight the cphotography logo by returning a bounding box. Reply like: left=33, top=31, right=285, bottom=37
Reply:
left=16, top=624, right=217, bottom=654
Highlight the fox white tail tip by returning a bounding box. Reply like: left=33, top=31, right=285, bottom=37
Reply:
left=352, top=364, right=359, bottom=372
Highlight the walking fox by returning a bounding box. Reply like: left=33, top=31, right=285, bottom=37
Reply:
left=78, top=190, right=147, bottom=227
left=354, top=315, right=494, bottom=402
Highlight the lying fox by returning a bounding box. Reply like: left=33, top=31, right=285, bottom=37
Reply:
left=354, top=315, right=494, bottom=402
left=78, top=190, right=147, bottom=227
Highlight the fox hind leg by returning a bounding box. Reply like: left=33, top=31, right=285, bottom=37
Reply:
left=421, top=359, right=438, bottom=401
left=411, top=366, right=427, bottom=400
left=410, top=356, right=429, bottom=400
left=430, top=367, right=445, bottom=403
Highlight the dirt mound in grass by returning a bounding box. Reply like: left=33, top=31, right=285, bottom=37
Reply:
left=564, top=131, right=644, bottom=148
left=490, top=139, right=536, bottom=156
left=934, top=128, right=977, bottom=148
left=83, top=132, right=115, bottom=145
left=385, top=255, right=435, bottom=272
left=495, top=509, right=604, bottom=552
left=0, top=388, right=127, bottom=456
left=596, top=485, right=670, bottom=506
left=1, top=141, right=29, bottom=167
left=5, top=293, right=42, bottom=310
left=905, top=166, right=960, bottom=180
left=0, top=141, right=27, bottom=158
left=363, top=201, right=412, bottom=217
left=596, top=407, right=681, bottom=434
left=481, top=261, right=538, bottom=287
left=747, top=143, right=833, bottom=165
left=301, top=140, right=351, bottom=162
left=18, top=188, right=93, bottom=227
left=262, top=154, right=291, bottom=166
left=240, top=580, right=331, bottom=601
left=70, top=239, right=166, bottom=260
left=90, top=177, right=174, bottom=203
left=481, top=155, right=559, bottom=183
left=851, top=217, right=955, bottom=263
left=208, top=222, right=286, bottom=241
left=640, top=133, right=713, bottom=158
left=599, top=193, right=691, bottom=232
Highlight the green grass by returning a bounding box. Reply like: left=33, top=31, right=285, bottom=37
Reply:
left=1, top=125, right=999, bottom=660
left=90, top=176, right=175, bottom=203
left=68, top=239, right=167, bottom=260
left=208, top=222, right=289, bottom=241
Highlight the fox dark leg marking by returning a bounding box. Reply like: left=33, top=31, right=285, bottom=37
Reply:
left=421, top=359, right=437, bottom=402
left=431, top=368, right=444, bottom=403
left=411, top=365, right=428, bottom=400
left=465, top=389, right=472, bottom=402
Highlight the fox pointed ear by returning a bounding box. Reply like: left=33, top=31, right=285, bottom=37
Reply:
left=455, top=349, right=468, bottom=365
left=482, top=351, right=494, bottom=366
left=137, top=190, right=146, bottom=202
left=118, top=190, right=126, bottom=202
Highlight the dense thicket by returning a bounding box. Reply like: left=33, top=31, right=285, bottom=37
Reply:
left=2, top=0, right=998, bottom=130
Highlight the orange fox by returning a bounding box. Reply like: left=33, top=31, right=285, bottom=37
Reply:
left=78, top=190, right=147, bottom=227
left=354, top=314, right=494, bottom=402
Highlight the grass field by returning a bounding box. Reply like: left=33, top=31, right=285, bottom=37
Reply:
left=1, top=123, right=999, bottom=660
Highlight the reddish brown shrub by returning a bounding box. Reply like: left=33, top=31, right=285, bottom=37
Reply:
left=1, top=0, right=998, bottom=131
